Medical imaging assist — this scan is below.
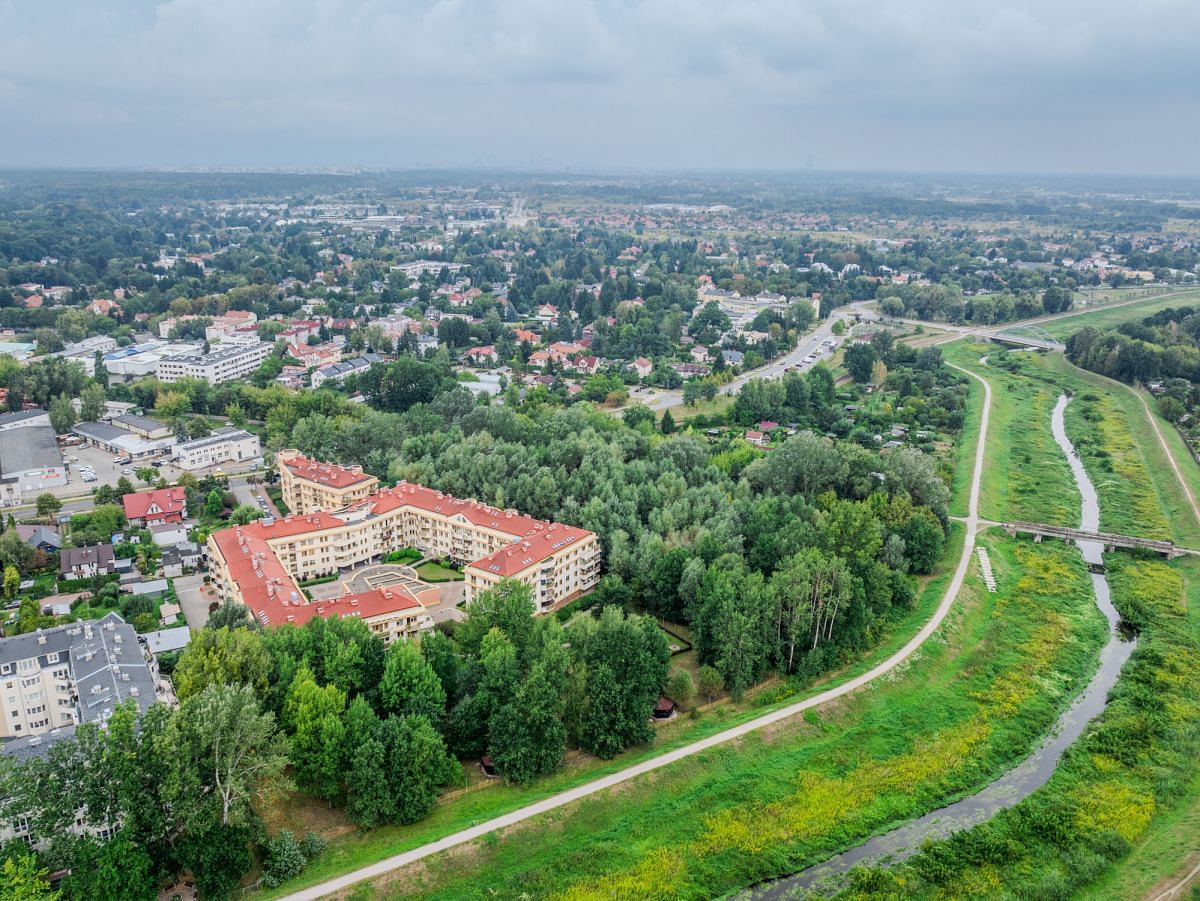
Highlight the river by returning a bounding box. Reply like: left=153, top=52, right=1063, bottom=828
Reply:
left=744, top=393, right=1137, bottom=898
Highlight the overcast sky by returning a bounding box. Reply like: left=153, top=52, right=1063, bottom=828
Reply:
left=2, top=0, right=1198, bottom=175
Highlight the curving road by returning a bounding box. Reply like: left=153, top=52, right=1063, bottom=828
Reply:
left=280, top=363, right=994, bottom=900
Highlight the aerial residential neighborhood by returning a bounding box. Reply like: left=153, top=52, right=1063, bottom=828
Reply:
left=1, top=1, right=1200, bottom=897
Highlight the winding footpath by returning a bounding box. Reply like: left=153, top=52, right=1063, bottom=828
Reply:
left=280, top=367, right=994, bottom=900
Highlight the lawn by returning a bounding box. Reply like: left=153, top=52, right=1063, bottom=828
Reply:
left=255, top=522, right=969, bottom=898
left=347, top=534, right=1106, bottom=899
left=413, top=561, right=463, bottom=582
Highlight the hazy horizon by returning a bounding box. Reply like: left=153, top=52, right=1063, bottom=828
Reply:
left=3, top=0, right=1198, bottom=175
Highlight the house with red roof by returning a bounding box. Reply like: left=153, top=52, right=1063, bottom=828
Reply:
left=86, top=298, right=121, bottom=317
left=123, top=487, right=188, bottom=527
left=465, top=345, right=499, bottom=366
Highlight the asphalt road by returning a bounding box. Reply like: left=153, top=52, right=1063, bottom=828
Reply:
left=279, top=347, right=994, bottom=901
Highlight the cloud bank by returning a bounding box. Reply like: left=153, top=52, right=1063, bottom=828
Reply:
left=2, top=0, right=1197, bottom=173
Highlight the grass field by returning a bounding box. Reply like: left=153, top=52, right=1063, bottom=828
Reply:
left=354, top=534, right=1105, bottom=899
left=885, top=552, right=1200, bottom=900
left=1078, top=555, right=1200, bottom=901
left=1040, top=287, right=1200, bottom=338
left=255, top=523, right=970, bottom=898
left=942, top=343, right=1079, bottom=525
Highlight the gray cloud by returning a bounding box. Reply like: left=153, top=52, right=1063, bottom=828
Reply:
left=1, top=0, right=1197, bottom=173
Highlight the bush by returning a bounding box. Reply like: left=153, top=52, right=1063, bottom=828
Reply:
left=260, top=830, right=306, bottom=888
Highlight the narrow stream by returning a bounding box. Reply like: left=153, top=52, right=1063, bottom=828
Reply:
left=745, top=394, right=1137, bottom=898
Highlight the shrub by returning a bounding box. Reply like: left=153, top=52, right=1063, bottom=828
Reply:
left=260, top=830, right=306, bottom=888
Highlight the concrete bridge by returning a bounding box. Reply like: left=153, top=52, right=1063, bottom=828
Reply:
left=983, top=325, right=1065, bottom=351
left=1003, top=521, right=1197, bottom=558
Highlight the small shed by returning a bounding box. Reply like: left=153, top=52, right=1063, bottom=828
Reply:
left=480, top=755, right=498, bottom=777
left=653, top=696, right=676, bottom=720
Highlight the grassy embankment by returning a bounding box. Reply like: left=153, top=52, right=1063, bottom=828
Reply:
left=942, top=342, right=1078, bottom=526
left=869, top=554, right=1200, bottom=900
left=257, top=521, right=968, bottom=899
left=847, top=342, right=1200, bottom=899
left=1039, top=287, right=1200, bottom=340
left=358, top=533, right=1104, bottom=899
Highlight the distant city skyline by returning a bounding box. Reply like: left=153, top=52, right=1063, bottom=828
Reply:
left=3, top=0, right=1198, bottom=175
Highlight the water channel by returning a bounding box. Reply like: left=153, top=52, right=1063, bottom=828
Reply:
left=745, top=393, right=1138, bottom=898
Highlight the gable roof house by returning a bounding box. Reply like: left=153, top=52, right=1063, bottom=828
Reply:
left=122, top=487, right=188, bottom=527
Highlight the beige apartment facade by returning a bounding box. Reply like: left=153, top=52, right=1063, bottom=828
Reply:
left=278, top=450, right=380, bottom=514
left=209, top=460, right=602, bottom=630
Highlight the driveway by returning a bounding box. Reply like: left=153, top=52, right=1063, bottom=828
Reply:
left=174, top=573, right=217, bottom=630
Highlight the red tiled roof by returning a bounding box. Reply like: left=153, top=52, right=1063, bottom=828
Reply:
left=469, top=521, right=593, bottom=577
left=210, top=522, right=435, bottom=628
left=282, top=454, right=375, bottom=489
left=122, top=487, right=186, bottom=521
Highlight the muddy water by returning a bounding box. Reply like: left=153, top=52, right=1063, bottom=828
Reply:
left=745, top=394, right=1136, bottom=898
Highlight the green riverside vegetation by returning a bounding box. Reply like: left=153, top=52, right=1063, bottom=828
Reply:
left=345, top=534, right=1105, bottom=898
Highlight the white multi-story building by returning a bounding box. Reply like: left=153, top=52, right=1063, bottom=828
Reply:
left=174, top=427, right=261, bottom=471
left=157, top=342, right=271, bottom=385
left=0, top=613, right=159, bottom=741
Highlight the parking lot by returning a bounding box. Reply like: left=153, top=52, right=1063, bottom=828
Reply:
left=52, top=442, right=265, bottom=501
left=58, top=443, right=156, bottom=495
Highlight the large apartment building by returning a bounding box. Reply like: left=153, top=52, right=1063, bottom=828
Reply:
left=157, top=341, right=271, bottom=385
left=0, top=613, right=159, bottom=741
left=278, top=449, right=380, bottom=513
left=207, top=456, right=601, bottom=639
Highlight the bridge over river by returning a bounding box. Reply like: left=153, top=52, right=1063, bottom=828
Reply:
left=1004, top=520, right=1199, bottom=558
left=983, top=324, right=1065, bottom=351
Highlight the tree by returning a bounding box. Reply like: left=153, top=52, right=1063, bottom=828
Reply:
left=488, top=661, right=567, bottom=784
left=79, top=382, right=108, bottom=422
left=622, top=404, right=656, bottom=430
left=902, top=508, right=945, bottom=573
left=205, top=600, right=256, bottom=631
left=0, top=853, right=58, bottom=900
left=870, top=358, right=889, bottom=387
left=0, top=528, right=33, bottom=571
left=285, top=671, right=346, bottom=801
left=160, top=684, right=288, bottom=832
left=380, top=640, right=446, bottom=722
left=175, top=823, right=254, bottom=901
left=843, top=342, right=877, bottom=383
left=35, top=493, right=61, bottom=517
left=173, top=626, right=271, bottom=700
left=204, top=488, right=225, bottom=519
left=65, top=830, right=156, bottom=901
left=571, top=607, right=669, bottom=758
left=259, top=831, right=308, bottom=889
left=345, top=738, right=392, bottom=828
left=3, top=564, right=18, bottom=599
left=135, top=467, right=158, bottom=486
left=48, top=393, right=76, bottom=434
left=455, top=579, right=536, bottom=659
left=381, top=714, right=459, bottom=824
left=229, top=504, right=263, bottom=525
left=660, top=409, right=676, bottom=435
left=697, top=665, right=724, bottom=703
left=666, top=668, right=695, bottom=710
